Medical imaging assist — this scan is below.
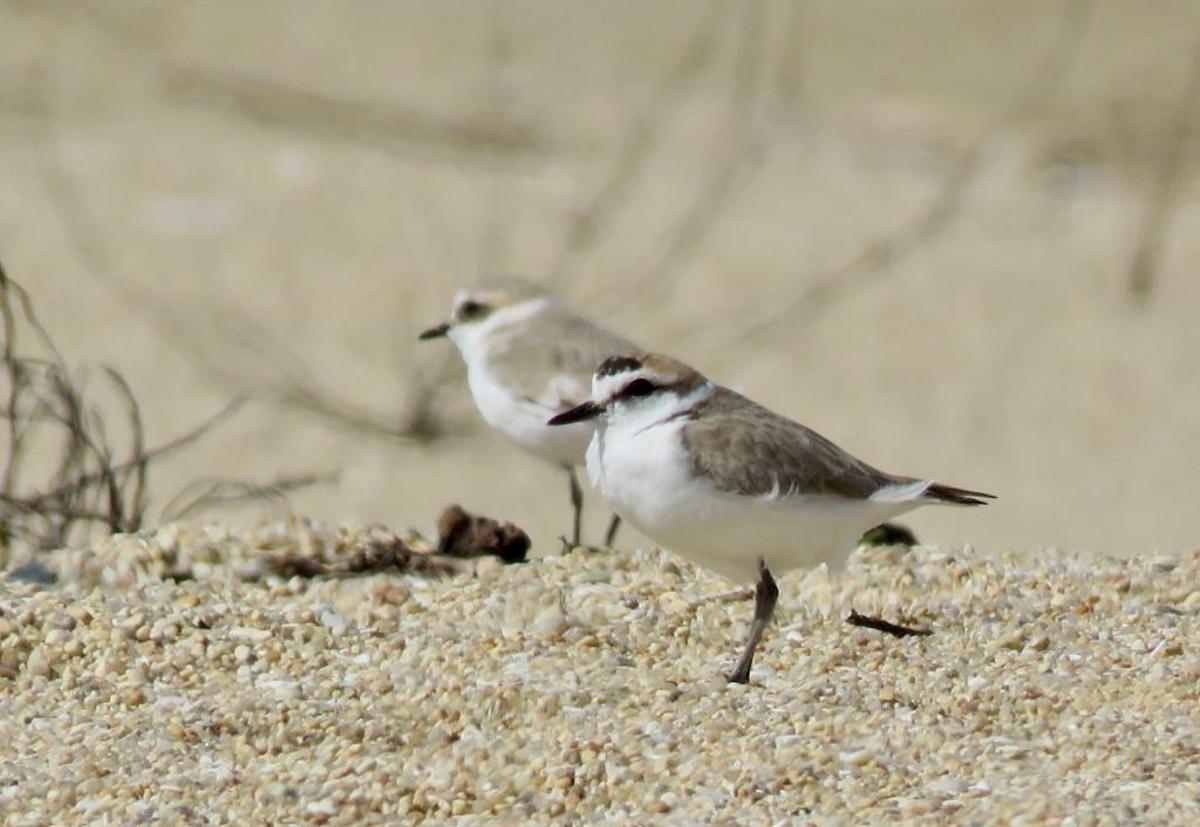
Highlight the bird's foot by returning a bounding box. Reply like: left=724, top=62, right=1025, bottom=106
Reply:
left=689, top=587, right=754, bottom=611
left=726, top=665, right=752, bottom=684
left=558, top=535, right=610, bottom=555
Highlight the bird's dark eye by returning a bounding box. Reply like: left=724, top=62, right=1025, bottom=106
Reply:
left=620, top=378, right=656, bottom=399
left=459, top=300, right=489, bottom=320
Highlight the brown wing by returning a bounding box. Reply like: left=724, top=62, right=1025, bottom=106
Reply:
left=681, top=388, right=895, bottom=500
left=484, top=305, right=639, bottom=411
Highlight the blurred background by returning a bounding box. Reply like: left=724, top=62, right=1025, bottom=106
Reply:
left=1, top=0, right=1197, bottom=558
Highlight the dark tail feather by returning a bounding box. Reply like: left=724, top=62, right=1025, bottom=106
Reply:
left=923, top=482, right=996, bottom=506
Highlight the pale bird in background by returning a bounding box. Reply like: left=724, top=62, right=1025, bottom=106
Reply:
left=549, top=352, right=994, bottom=684
left=419, top=278, right=637, bottom=548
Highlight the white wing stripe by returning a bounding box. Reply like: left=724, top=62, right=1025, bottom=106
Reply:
left=870, top=479, right=933, bottom=503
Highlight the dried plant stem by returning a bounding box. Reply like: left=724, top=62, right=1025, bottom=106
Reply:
left=709, top=0, right=1095, bottom=358
left=0, top=262, right=328, bottom=563
left=1127, top=33, right=1200, bottom=303
left=543, top=0, right=726, bottom=289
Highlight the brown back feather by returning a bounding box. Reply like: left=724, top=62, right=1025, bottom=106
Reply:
left=680, top=387, right=895, bottom=500
left=483, top=304, right=638, bottom=410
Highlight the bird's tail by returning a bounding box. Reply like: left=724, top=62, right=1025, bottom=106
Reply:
left=921, top=482, right=996, bottom=506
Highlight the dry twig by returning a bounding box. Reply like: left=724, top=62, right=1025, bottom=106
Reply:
left=614, top=0, right=771, bottom=311
left=160, top=471, right=339, bottom=524
left=0, top=263, right=330, bottom=564
left=1127, top=33, right=1200, bottom=303
left=845, top=609, right=932, bottom=638
left=708, top=0, right=1096, bottom=357
left=28, top=15, right=458, bottom=446
left=543, top=0, right=726, bottom=289
left=162, top=63, right=549, bottom=163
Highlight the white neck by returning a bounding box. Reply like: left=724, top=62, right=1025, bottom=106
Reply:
left=447, top=296, right=554, bottom=362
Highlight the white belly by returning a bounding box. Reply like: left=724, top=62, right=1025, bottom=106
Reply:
left=466, top=361, right=591, bottom=467
left=589, top=418, right=918, bottom=584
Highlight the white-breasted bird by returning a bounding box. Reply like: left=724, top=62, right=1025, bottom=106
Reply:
left=420, top=278, right=637, bottom=547
left=549, top=352, right=994, bottom=683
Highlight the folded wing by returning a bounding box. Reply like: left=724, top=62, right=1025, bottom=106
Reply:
left=681, top=388, right=893, bottom=501
left=682, top=387, right=995, bottom=506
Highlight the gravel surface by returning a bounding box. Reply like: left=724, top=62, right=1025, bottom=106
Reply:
left=2, top=521, right=1199, bottom=824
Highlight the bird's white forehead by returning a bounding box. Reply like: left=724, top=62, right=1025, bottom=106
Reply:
left=592, top=368, right=638, bottom=401
left=591, top=354, right=649, bottom=400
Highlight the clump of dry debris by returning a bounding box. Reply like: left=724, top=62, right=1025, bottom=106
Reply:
left=24, top=505, right=528, bottom=589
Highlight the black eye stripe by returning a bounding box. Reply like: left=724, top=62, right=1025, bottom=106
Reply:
left=619, top=378, right=656, bottom=399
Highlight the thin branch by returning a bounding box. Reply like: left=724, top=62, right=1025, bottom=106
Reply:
left=1127, top=33, right=1200, bottom=303
left=478, top=0, right=515, bottom=280
left=27, top=33, right=146, bottom=322
left=0, top=260, right=25, bottom=502
left=772, top=0, right=808, bottom=118
left=0, top=260, right=69, bottom=371
left=846, top=609, right=931, bottom=638
left=542, top=0, right=726, bottom=288
left=0, top=495, right=116, bottom=526
left=612, top=0, right=770, bottom=311
left=0, top=261, right=324, bottom=557
left=160, top=471, right=338, bottom=523
left=28, top=15, right=455, bottom=446
left=181, top=307, right=432, bottom=441
left=33, top=119, right=434, bottom=442
left=102, top=367, right=147, bottom=530
left=10, top=397, right=245, bottom=515
left=161, top=63, right=550, bottom=163
left=0, top=271, right=142, bottom=550
left=709, top=0, right=1095, bottom=357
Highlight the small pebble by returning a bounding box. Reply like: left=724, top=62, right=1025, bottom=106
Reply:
left=531, top=606, right=568, bottom=639
left=305, top=798, right=336, bottom=817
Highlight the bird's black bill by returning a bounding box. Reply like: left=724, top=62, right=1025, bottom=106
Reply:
left=418, top=323, right=450, bottom=340
left=547, top=401, right=601, bottom=426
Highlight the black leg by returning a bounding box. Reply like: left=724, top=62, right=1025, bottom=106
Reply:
left=566, top=466, right=583, bottom=548
left=845, top=609, right=931, bottom=637
left=728, top=559, right=779, bottom=684
left=603, top=513, right=622, bottom=548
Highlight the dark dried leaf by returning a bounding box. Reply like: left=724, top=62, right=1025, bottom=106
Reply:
left=436, top=504, right=529, bottom=564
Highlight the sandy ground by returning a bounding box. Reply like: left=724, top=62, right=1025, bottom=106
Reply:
left=1, top=3, right=1199, bottom=558
left=2, top=521, right=1200, bottom=824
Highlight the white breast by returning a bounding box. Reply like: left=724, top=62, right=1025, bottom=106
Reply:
left=464, top=355, right=592, bottom=466
left=447, top=299, right=594, bottom=468
left=589, top=405, right=919, bottom=584
left=589, top=413, right=696, bottom=533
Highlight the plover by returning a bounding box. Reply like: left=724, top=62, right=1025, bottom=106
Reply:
left=549, top=352, right=994, bottom=683
left=419, top=278, right=637, bottom=547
